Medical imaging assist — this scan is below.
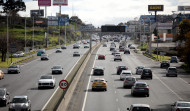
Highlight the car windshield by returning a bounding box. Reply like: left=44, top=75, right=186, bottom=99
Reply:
left=169, top=68, right=176, bottom=71
left=133, top=107, right=150, bottom=111
left=0, top=90, right=5, bottom=96
left=138, top=66, right=144, bottom=69
left=162, top=61, right=168, bottom=63
left=126, top=78, right=135, bottom=81
left=144, top=69, right=151, bottom=73
left=94, top=80, right=104, bottom=82
left=122, top=73, right=131, bottom=75
left=9, top=65, right=18, bottom=68
left=12, top=98, right=27, bottom=103
left=16, top=51, right=22, bottom=54
left=177, top=103, right=190, bottom=107
left=74, top=52, right=79, bottom=54
left=135, top=84, right=147, bottom=87
left=53, top=66, right=61, bottom=69
left=40, top=76, right=52, bottom=79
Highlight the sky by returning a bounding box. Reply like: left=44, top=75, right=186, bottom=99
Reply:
left=3, top=0, right=190, bottom=27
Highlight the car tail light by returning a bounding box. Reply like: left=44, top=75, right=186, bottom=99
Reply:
left=103, top=83, right=106, bottom=85
left=124, top=80, right=127, bottom=83
left=176, top=108, right=180, bottom=111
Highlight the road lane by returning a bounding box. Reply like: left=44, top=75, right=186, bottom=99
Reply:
left=0, top=42, right=96, bottom=111
left=82, top=40, right=190, bottom=111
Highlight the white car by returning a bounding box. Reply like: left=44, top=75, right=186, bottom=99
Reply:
left=38, top=75, right=56, bottom=89
left=13, top=51, right=25, bottom=57
left=120, top=70, right=132, bottom=80
left=171, top=101, right=190, bottom=111
left=56, top=47, right=62, bottom=53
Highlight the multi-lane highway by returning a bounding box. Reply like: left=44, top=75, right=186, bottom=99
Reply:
left=67, top=40, right=190, bottom=111
left=0, top=42, right=95, bottom=111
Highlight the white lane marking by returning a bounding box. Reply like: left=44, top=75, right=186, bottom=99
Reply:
left=115, top=91, right=117, bottom=94
left=81, top=49, right=99, bottom=111
left=116, top=98, right=118, bottom=102
left=153, top=73, right=183, bottom=100
left=118, top=108, right=120, bottom=111
left=41, top=55, right=82, bottom=111
left=179, top=77, right=189, bottom=84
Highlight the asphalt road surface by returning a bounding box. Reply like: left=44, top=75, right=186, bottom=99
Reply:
left=0, top=42, right=96, bottom=111
left=69, top=40, right=190, bottom=111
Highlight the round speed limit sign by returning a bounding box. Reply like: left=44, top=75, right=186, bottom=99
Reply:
left=59, top=80, right=69, bottom=89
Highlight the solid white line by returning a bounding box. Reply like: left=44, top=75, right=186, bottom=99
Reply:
left=179, top=77, right=189, bottom=84
left=153, top=73, right=183, bottom=100
left=41, top=55, right=82, bottom=111
left=81, top=49, right=99, bottom=111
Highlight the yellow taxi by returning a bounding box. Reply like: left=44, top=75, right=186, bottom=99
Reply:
left=92, top=78, right=107, bottom=91
left=0, top=70, right=4, bottom=80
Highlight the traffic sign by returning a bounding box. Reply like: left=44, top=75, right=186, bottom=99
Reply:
left=59, top=80, right=69, bottom=89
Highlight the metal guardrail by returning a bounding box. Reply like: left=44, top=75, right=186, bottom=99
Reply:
left=10, top=54, right=36, bottom=66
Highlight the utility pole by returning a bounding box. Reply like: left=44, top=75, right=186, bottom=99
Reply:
left=6, top=13, right=9, bottom=65
left=32, top=16, right=34, bottom=50
left=25, top=17, right=26, bottom=50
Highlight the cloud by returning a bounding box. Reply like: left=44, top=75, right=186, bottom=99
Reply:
left=18, top=0, right=190, bottom=27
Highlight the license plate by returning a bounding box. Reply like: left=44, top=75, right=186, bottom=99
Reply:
left=145, top=73, right=149, bottom=75
left=138, top=89, right=144, bottom=90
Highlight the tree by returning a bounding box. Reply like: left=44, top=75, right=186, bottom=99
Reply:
left=2, top=0, right=26, bottom=13
left=176, top=19, right=190, bottom=68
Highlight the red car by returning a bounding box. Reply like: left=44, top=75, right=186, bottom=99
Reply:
left=98, top=55, right=105, bottom=60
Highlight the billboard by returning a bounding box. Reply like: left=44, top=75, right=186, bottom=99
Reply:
left=38, top=0, right=51, bottom=6
left=58, top=17, right=69, bottom=25
left=30, top=10, right=44, bottom=17
left=178, top=6, right=190, bottom=11
left=53, top=0, right=68, bottom=5
left=101, top=26, right=125, bottom=32
left=148, top=5, right=164, bottom=11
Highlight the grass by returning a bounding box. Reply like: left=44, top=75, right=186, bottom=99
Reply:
left=0, top=57, right=25, bottom=68
left=152, top=54, right=171, bottom=62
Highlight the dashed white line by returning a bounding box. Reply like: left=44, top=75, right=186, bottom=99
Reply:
left=116, top=98, right=118, bottom=102
left=179, top=77, right=189, bottom=84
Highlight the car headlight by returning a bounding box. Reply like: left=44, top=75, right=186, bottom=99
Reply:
left=9, top=104, right=15, bottom=108
left=23, top=103, right=29, bottom=108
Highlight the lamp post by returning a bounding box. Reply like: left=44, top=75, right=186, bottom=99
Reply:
left=6, top=13, right=9, bottom=65
left=148, top=17, right=152, bottom=55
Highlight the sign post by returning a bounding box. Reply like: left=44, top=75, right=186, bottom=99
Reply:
left=59, top=80, right=69, bottom=89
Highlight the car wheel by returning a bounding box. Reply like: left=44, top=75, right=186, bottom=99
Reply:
left=151, top=77, right=152, bottom=79
left=105, top=88, right=107, bottom=91
left=92, top=88, right=94, bottom=91
left=176, top=75, right=178, bottom=77
left=114, top=59, right=115, bottom=61
left=166, top=74, right=168, bottom=77
left=147, top=94, right=149, bottom=97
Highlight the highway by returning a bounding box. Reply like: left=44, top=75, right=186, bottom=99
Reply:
left=0, top=42, right=96, bottom=111
left=67, top=40, right=190, bottom=111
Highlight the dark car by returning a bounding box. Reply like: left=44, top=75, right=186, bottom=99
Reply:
left=73, top=51, right=80, bottom=57
left=61, top=45, right=67, bottom=49
left=93, top=67, right=104, bottom=75
left=131, top=82, right=149, bottom=97
left=124, top=49, right=130, bottom=54
left=7, top=65, right=20, bottom=74
left=119, top=47, right=125, bottom=52
left=116, top=66, right=128, bottom=75
left=0, top=88, right=10, bottom=106
left=160, top=60, right=170, bottom=68
left=98, top=55, right=105, bottom=60
left=170, top=56, right=178, bottom=63
left=141, top=68, right=152, bottom=79
left=9, top=96, right=31, bottom=111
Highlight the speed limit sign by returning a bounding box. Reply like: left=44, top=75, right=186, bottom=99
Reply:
left=59, top=80, right=69, bottom=89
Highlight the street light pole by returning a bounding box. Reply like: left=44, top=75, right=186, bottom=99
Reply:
left=32, top=16, right=34, bottom=50
left=25, top=17, right=26, bottom=50
left=6, top=13, right=9, bottom=65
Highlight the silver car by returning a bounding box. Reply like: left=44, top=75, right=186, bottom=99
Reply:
left=7, top=65, right=20, bottom=74
left=9, top=96, right=31, bottom=111
left=52, top=65, right=63, bottom=74
left=120, top=70, right=132, bottom=80
left=0, top=88, right=10, bottom=106
left=135, top=66, right=145, bottom=75
left=13, top=51, right=25, bottom=58
left=41, top=54, right=49, bottom=60
left=166, top=67, right=177, bottom=77
left=171, top=101, right=190, bottom=111
left=123, top=76, right=136, bottom=88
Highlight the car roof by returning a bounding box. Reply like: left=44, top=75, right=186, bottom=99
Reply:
left=131, top=104, right=150, bottom=107
left=94, top=66, right=104, bottom=69
left=0, top=88, right=6, bottom=91
left=176, top=101, right=190, bottom=104
left=94, top=78, right=105, bottom=80
left=53, top=65, right=61, bottom=67
left=143, top=68, right=151, bottom=70
left=122, top=70, right=131, bottom=73
left=41, top=75, right=53, bottom=77
left=13, top=96, right=28, bottom=99
left=135, top=82, right=147, bottom=84
left=168, top=67, right=176, bottom=68
left=125, top=76, right=136, bottom=79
